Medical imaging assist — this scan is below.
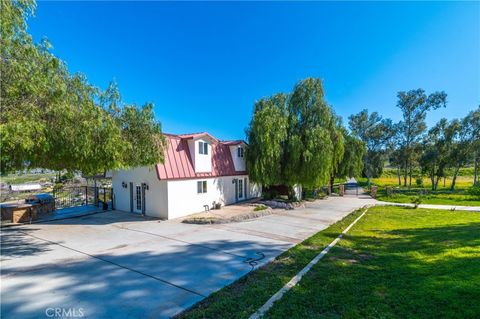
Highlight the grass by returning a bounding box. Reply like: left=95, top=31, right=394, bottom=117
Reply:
left=254, top=205, right=268, bottom=211
left=358, top=176, right=479, bottom=206
left=178, top=206, right=480, bottom=319
left=359, top=175, right=474, bottom=189
left=375, top=190, right=480, bottom=206
left=0, top=172, right=56, bottom=185
left=177, top=208, right=367, bottom=319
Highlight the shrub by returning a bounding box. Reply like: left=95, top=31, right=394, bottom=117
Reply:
left=415, top=177, right=423, bottom=187
left=412, top=196, right=423, bottom=208
left=254, top=205, right=268, bottom=211
left=262, top=189, right=279, bottom=200
left=467, top=185, right=480, bottom=199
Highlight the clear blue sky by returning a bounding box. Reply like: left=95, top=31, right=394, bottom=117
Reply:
left=29, top=1, right=479, bottom=140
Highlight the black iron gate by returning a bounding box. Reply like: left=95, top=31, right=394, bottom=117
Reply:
left=344, top=182, right=359, bottom=196
left=53, top=186, right=113, bottom=210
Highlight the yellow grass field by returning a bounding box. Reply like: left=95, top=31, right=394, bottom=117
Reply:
left=360, top=175, right=474, bottom=189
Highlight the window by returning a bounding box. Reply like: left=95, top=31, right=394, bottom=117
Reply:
left=237, top=147, right=244, bottom=158
left=238, top=179, right=243, bottom=198
left=197, top=181, right=207, bottom=194
left=199, top=141, right=208, bottom=155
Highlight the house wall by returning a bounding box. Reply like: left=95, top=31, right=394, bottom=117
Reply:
left=188, top=138, right=212, bottom=173
left=229, top=145, right=246, bottom=171
left=166, top=175, right=261, bottom=219
left=111, top=166, right=169, bottom=219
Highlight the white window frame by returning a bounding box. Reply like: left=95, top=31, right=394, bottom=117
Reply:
left=199, top=141, right=208, bottom=155
left=197, top=180, right=207, bottom=194
left=237, top=147, right=244, bottom=158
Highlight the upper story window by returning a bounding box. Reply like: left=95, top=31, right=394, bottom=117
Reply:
left=237, top=147, right=244, bottom=158
left=199, top=141, right=208, bottom=155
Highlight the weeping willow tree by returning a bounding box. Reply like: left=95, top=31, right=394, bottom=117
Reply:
left=245, top=93, right=288, bottom=186
left=246, top=78, right=345, bottom=192
left=1, top=0, right=166, bottom=175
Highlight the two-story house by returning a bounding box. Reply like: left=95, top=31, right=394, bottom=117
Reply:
left=111, top=132, right=261, bottom=219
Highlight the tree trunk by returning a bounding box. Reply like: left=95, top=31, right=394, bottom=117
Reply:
left=434, top=176, right=440, bottom=191
left=409, top=165, right=412, bottom=187
left=474, top=156, right=478, bottom=185
left=330, top=175, right=335, bottom=194
left=430, top=173, right=435, bottom=191
left=450, top=167, right=460, bottom=192
left=443, top=177, right=446, bottom=188
left=397, top=166, right=401, bottom=185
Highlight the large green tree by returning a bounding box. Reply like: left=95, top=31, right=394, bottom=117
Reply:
left=447, top=107, right=480, bottom=190
left=246, top=78, right=339, bottom=192
left=245, top=94, right=288, bottom=186
left=284, top=78, right=335, bottom=188
left=335, top=129, right=365, bottom=182
left=396, top=89, right=447, bottom=186
left=0, top=0, right=165, bottom=175
left=348, top=110, right=393, bottom=185
left=419, top=119, right=453, bottom=190
left=462, top=107, right=480, bottom=185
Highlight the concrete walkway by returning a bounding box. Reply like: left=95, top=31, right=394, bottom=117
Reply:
left=376, top=201, right=480, bottom=212
left=1, top=196, right=374, bottom=319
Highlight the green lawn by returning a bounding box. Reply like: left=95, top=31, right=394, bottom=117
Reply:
left=178, top=206, right=480, bottom=319
left=375, top=190, right=480, bottom=206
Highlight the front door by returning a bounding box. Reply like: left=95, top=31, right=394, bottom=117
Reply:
left=134, top=185, right=142, bottom=213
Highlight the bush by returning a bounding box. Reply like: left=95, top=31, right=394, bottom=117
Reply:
left=254, top=205, right=268, bottom=211
left=415, top=177, right=423, bottom=187
left=262, top=189, right=279, bottom=200
left=411, top=196, right=423, bottom=208
left=467, top=185, right=480, bottom=198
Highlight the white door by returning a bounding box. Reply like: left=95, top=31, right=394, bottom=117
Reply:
left=134, top=185, right=142, bottom=213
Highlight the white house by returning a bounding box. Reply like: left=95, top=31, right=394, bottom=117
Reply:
left=111, top=132, right=261, bottom=219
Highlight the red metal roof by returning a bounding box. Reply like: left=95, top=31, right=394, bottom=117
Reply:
left=221, top=140, right=245, bottom=146
left=155, top=133, right=247, bottom=180
left=177, top=132, right=218, bottom=142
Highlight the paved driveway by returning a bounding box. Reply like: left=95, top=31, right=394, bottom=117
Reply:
left=1, top=196, right=374, bottom=318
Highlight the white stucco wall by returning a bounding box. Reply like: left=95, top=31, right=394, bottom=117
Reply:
left=196, top=138, right=212, bottom=172
left=166, top=175, right=261, bottom=219
left=229, top=144, right=246, bottom=171
left=113, top=166, right=261, bottom=220
left=187, top=138, right=212, bottom=173
left=111, top=166, right=169, bottom=219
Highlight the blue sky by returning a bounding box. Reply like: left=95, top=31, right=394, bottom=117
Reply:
left=29, top=1, right=479, bottom=140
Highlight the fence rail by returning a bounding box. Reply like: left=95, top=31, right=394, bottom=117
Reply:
left=53, top=186, right=113, bottom=210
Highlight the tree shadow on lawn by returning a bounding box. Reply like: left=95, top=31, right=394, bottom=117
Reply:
left=265, top=221, right=480, bottom=319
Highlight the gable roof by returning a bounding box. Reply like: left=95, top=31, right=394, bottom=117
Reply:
left=177, top=132, right=218, bottom=142
left=155, top=133, right=247, bottom=180
left=221, top=140, right=246, bottom=146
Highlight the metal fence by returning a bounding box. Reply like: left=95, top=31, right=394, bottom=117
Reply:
left=53, top=186, right=113, bottom=210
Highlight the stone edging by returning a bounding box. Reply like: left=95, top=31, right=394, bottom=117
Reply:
left=260, top=200, right=306, bottom=210
left=181, top=207, right=274, bottom=224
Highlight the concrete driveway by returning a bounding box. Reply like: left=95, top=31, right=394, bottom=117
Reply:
left=1, top=196, right=374, bottom=318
